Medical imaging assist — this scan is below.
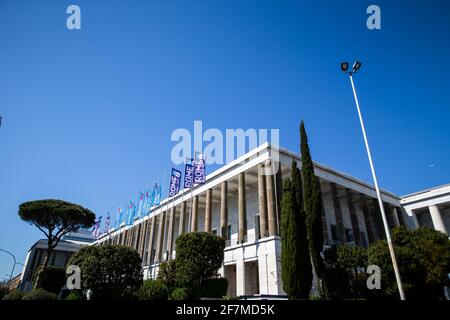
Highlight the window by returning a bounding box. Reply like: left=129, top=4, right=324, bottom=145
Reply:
left=345, top=228, right=354, bottom=243
left=330, top=224, right=338, bottom=242
left=227, top=224, right=232, bottom=240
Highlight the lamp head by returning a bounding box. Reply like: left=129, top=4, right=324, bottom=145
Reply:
left=352, top=61, right=362, bottom=73
left=341, top=62, right=349, bottom=73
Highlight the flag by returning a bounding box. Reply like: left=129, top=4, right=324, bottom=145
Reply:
left=168, top=168, right=182, bottom=197
left=115, top=207, right=124, bottom=228
left=142, top=190, right=151, bottom=215
left=126, top=201, right=137, bottom=225
left=184, top=163, right=194, bottom=189
left=92, top=216, right=102, bottom=239
left=104, top=212, right=111, bottom=234
left=136, top=191, right=144, bottom=219
left=193, top=154, right=206, bottom=184
left=151, top=183, right=161, bottom=206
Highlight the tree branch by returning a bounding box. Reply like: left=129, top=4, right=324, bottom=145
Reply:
left=32, top=222, right=50, bottom=238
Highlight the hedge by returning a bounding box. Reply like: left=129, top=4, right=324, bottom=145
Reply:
left=22, top=288, right=59, bottom=300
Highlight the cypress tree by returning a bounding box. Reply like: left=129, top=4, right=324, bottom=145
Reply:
left=290, top=158, right=313, bottom=298
left=280, top=178, right=297, bottom=298
left=280, top=161, right=313, bottom=299
left=300, top=121, right=326, bottom=283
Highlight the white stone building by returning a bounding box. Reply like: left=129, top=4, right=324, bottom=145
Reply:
left=96, top=143, right=449, bottom=298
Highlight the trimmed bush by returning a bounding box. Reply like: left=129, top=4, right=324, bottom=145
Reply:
left=39, top=265, right=66, bottom=294
left=171, top=288, right=190, bottom=300
left=68, top=244, right=143, bottom=300
left=22, top=288, right=58, bottom=300
left=200, top=278, right=228, bottom=298
left=137, top=279, right=169, bottom=301
left=65, top=291, right=86, bottom=300
left=175, top=232, right=225, bottom=291
left=2, top=289, right=24, bottom=301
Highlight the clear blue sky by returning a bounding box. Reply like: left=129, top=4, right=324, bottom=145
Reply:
left=1, top=0, right=450, bottom=279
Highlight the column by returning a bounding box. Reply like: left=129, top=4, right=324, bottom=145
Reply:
left=392, top=207, right=401, bottom=227
left=360, top=194, right=375, bottom=244
left=258, top=163, right=268, bottom=238
left=167, top=207, right=175, bottom=259
left=372, top=199, right=385, bottom=240
left=236, top=259, right=246, bottom=297
left=331, top=183, right=346, bottom=244
left=346, top=189, right=362, bottom=246
left=191, top=195, right=199, bottom=232
left=138, top=220, right=148, bottom=257
left=205, top=189, right=212, bottom=232
left=266, top=161, right=277, bottom=236
left=238, top=172, right=247, bottom=243
left=220, top=181, right=228, bottom=240
left=125, top=229, right=131, bottom=247
left=154, top=212, right=165, bottom=263
left=178, top=202, right=186, bottom=236
left=429, top=205, right=448, bottom=235
left=134, top=224, right=141, bottom=250
left=146, top=217, right=156, bottom=266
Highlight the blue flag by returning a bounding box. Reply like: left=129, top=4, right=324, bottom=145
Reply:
left=184, top=163, right=194, bottom=189
left=168, top=168, right=182, bottom=197
left=136, top=191, right=144, bottom=219
left=193, top=155, right=206, bottom=184
left=151, top=183, right=161, bottom=206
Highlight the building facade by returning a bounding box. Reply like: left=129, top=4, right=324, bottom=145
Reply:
left=97, top=143, right=445, bottom=298
left=97, top=143, right=450, bottom=297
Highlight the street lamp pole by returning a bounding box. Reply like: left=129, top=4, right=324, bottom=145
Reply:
left=342, top=62, right=406, bottom=300
left=0, top=248, right=16, bottom=282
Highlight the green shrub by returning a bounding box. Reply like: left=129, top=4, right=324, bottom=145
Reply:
left=22, top=288, right=58, bottom=300
left=65, top=291, right=86, bottom=300
left=171, top=288, right=190, bottom=300
left=2, top=289, right=25, bottom=301
left=175, top=232, right=225, bottom=291
left=68, top=245, right=143, bottom=300
left=137, top=279, right=169, bottom=301
left=157, top=260, right=178, bottom=292
left=200, top=278, right=228, bottom=298
left=38, top=265, right=66, bottom=294
left=0, top=286, right=9, bottom=299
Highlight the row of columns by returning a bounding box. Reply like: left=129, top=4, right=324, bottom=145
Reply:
left=104, top=160, right=281, bottom=265
left=328, top=182, right=403, bottom=246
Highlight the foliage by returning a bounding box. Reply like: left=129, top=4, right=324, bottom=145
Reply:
left=199, top=278, right=228, bottom=298
left=22, top=288, right=58, bottom=300
left=2, top=289, right=24, bottom=301
left=323, top=245, right=369, bottom=299
left=280, top=159, right=313, bottom=300
left=37, top=265, right=66, bottom=294
left=0, top=286, right=8, bottom=299
left=18, top=199, right=95, bottom=270
left=175, top=232, right=225, bottom=292
left=68, top=244, right=143, bottom=300
left=171, top=287, right=191, bottom=300
left=368, top=226, right=450, bottom=300
left=157, top=260, right=178, bottom=292
left=137, top=279, right=169, bottom=301
left=300, top=121, right=326, bottom=289
left=65, top=290, right=86, bottom=300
